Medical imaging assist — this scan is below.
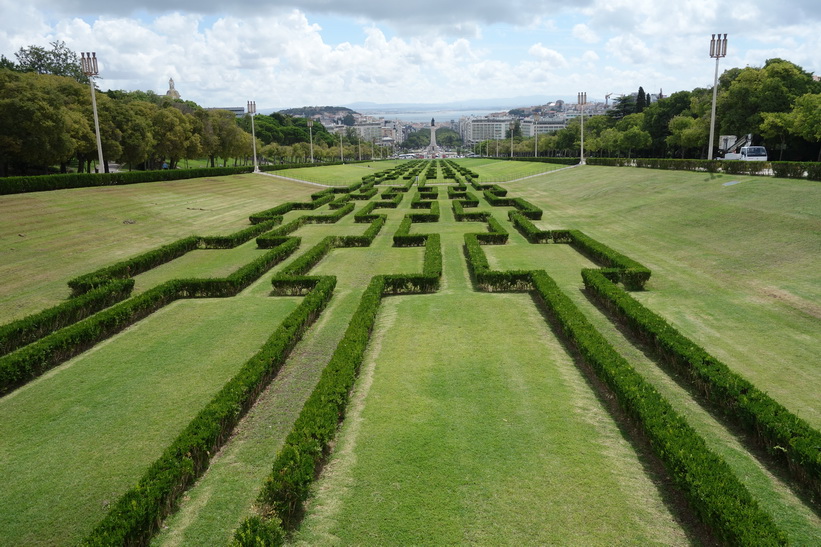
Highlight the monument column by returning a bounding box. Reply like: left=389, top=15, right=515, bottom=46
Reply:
left=430, top=118, right=436, bottom=149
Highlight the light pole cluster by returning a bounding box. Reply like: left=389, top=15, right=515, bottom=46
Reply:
left=247, top=101, right=259, bottom=172
left=578, top=91, right=587, bottom=165
left=307, top=118, right=314, bottom=163
left=80, top=52, right=104, bottom=173
left=509, top=121, right=515, bottom=158
left=708, top=33, right=728, bottom=160
left=534, top=113, right=539, bottom=157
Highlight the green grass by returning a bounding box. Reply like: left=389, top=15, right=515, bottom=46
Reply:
left=506, top=166, right=821, bottom=429
left=271, top=160, right=403, bottom=185
left=0, top=173, right=316, bottom=322
left=0, top=296, right=299, bottom=545
left=294, top=291, right=689, bottom=545
left=457, top=157, right=567, bottom=181
left=0, top=161, right=818, bottom=544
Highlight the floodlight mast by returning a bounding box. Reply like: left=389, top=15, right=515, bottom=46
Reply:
left=708, top=33, right=728, bottom=160
left=578, top=91, right=587, bottom=165
left=80, top=52, right=105, bottom=173
left=248, top=101, right=259, bottom=172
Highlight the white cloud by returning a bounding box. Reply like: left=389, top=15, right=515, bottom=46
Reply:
left=572, top=24, right=599, bottom=44
left=528, top=43, right=568, bottom=68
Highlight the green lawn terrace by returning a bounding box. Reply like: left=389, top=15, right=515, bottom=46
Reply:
left=0, top=160, right=818, bottom=545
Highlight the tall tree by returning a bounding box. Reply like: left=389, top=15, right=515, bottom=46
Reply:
left=14, top=41, right=87, bottom=83
left=636, top=86, right=647, bottom=113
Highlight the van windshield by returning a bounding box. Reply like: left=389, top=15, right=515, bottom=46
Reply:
left=746, top=147, right=767, bottom=156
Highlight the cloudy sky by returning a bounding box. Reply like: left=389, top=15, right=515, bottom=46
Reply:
left=1, top=0, right=819, bottom=111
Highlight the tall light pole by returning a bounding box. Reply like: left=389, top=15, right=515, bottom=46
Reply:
left=534, top=113, right=539, bottom=157
left=339, top=125, right=344, bottom=162
left=578, top=92, right=587, bottom=165
left=509, top=121, right=515, bottom=158
left=708, top=33, right=728, bottom=160
left=307, top=118, right=314, bottom=163
left=80, top=52, right=104, bottom=173
left=247, top=101, right=260, bottom=172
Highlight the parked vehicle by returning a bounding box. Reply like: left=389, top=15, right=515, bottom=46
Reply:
left=723, top=146, right=768, bottom=161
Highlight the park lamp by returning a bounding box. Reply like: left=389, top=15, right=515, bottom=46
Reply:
left=707, top=34, right=728, bottom=160
left=509, top=120, right=515, bottom=158
left=80, top=52, right=105, bottom=173
left=307, top=118, right=314, bottom=163
left=578, top=91, right=587, bottom=165
left=248, top=101, right=259, bottom=172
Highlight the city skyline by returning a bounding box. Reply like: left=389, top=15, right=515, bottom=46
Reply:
left=1, top=0, right=819, bottom=110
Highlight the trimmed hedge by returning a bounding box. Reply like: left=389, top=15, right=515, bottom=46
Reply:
left=582, top=268, right=821, bottom=504
left=0, top=279, right=134, bottom=358
left=461, top=234, right=786, bottom=544
left=586, top=157, right=821, bottom=181
left=234, top=234, right=443, bottom=544
left=508, top=210, right=572, bottom=244
left=81, top=275, right=336, bottom=545
left=529, top=269, right=786, bottom=545
left=567, top=230, right=651, bottom=290
left=1, top=238, right=300, bottom=396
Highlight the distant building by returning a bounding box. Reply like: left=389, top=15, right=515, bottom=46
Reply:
left=208, top=107, right=246, bottom=118
left=165, top=78, right=181, bottom=100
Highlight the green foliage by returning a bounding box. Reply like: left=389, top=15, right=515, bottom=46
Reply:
left=582, top=269, right=821, bottom=503
left=567, top=230, right=650, bottom=290
left=0, top=279, right=134, bottom=357
left=81, top=275, right=335, bottom=545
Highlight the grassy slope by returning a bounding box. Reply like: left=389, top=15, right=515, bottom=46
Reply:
left=0, top=296, right=299, bottom=545
left=0, top=173, right=316, bottom=323
left=504, top=165, right=820, bottom=429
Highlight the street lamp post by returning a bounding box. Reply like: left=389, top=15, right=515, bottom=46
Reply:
left=80, top=52, right=104, bottom=173
left=247, top=101, right=259, bottom=172
left=509, top=121, right=515, bottom=158
left=534, top=113, right=539, bottom=157
left=339, top=125, right=344, bottom=162
left=578, top=92, right=587, bottom=165
left=307, top=118, right=314, bottom=163
left=358, top=134, right=362, bottom=161
left=708, top=33, right=728, bottom=160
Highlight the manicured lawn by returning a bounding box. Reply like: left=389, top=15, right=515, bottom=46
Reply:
left=294, top=291, right=688, bottom=545
left=506, top=166, right=821, bottom=429
left=0, top=173, right=316, bottom=322
left=0, top=296, right=299, bottom=545
left=0, top=161, right=817, bottom=545
left=271, top=160, right=404, bottom=185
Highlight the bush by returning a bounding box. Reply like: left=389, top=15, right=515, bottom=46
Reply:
left=583, top=268, right=821, bottom=502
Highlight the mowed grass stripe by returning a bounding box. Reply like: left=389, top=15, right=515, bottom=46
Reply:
left=0, top=174, right=316, bottom=323
left=0, top=296, right=299, bottom=546
left=295, top=292, right=688, bottom=545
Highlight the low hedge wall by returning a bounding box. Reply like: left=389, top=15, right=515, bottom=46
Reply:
left=530, top=269, right=785, bottom=545
left=461, top=234, right=786, bottom=544
left=582, top=268, right=821, bottom=503
left=233, top=234, right=443, bottom=545
left=81, top=275, right=336, bottom=545
left=586, top=157, right=821, bottom=181
left=567, top=230, right=651, bottom=290
left=0, top=279, right=134, bottom=358
left=1, top=238, right=300, bottom=396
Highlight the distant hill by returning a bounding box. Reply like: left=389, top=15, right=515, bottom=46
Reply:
left=278, top=106, right=357, bottom=118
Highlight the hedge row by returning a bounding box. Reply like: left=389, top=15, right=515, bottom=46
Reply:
left=475, top=214, right=508, bottom=245
left=462, top=235, right=786, bottom=544
left=69, top=217, right=284, bottom=295
left=508, top=211, right=572, bottom=244
left=233, top=236, right=443, bottom=545
left=407, top=200, right=440, bottom=223
left=582, top=268, right=821, bottom=503
left=482, top=190, right=542, bottom=219
left=586, top=157, right=821, bottom=181
left=567, top=230, right=651, bottom=290
left=452, top=200, right=489, bottom=222
left=0, top=278, right=134, bottom=358
left=82, top=274, right=336, bottom=545
left=529, top=269, right=786, bottom=545
left=249, top=194, right=335, bottom=224
left=0, top=238, right=301, bottom=396
left=0, top=167, right=252, bottom=195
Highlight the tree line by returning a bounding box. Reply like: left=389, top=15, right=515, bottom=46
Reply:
left=481, top=59, right=821, bottom=161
